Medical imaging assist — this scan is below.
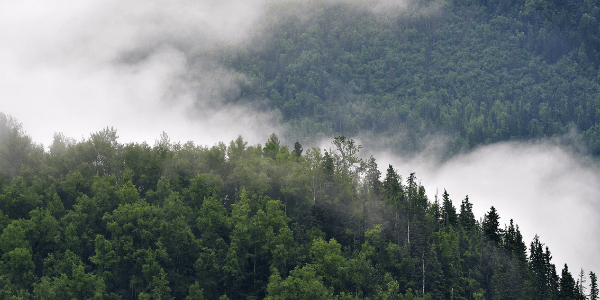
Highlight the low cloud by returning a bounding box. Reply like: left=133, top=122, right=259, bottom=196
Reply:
left=0, top=0, right=280, bottom=148
left=0, top=0, right=423, bottom=148
left=375, top=141, right=600, bottom=275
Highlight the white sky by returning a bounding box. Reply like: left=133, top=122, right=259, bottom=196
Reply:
left=1, top=0, right=599, bottom=280
left=0, top=0, right=278, bottom=148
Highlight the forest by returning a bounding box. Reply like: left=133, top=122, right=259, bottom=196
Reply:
left=205, top=0, right=600, bottom=158
left=2, top=0, right=600, bottom=298
left=0, top=113, right=597, bottom=299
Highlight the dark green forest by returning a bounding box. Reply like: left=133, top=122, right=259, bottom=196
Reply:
left=207, top=0, right=600, bottom=157
left=2, top=0, right=600, bottom=298
left=0, top=113, right=597, bottom=299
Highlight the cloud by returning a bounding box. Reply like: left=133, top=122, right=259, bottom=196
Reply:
left=0, top=0, right=423, bottom=148
left=0, top=0, right=280, bottom=148
left=375, top=141, right=600, bottom=275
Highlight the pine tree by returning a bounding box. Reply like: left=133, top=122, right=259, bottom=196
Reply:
left=483, top=206, right=500, bottom=244
left=590, top=271, right=599, bottom=300
left=576, top=268, right=586, bottom=299
left=459, top=196, right=476, bottom=232
left=364, top=156, right=382, bottom=195
left=545, top=247, right=560, bottom=298
left=294, top=141, right=303, bottom=159
left=504, top=220, right=527, bottom=263
left=441, top=189, right=458, bottom=229
left=382, top=165, right=402, bottom=204
left=559, top=264, right=577, bottom=300
left=530, top=235, right=559, bottom=299
left=263, top=133, right=281, bottom=160
left=383, top=165, right=403, bottom=244
left=322, top=150, right=334, bottom=182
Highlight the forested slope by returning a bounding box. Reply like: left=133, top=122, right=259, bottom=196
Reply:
left=2, top=0, right=600, bottom=298
left=215, top=0, right=600, bottom=157
left=0, top=116, right=596, bottom=299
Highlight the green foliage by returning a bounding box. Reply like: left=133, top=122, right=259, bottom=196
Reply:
left=0, top=123, right=592, bottom=298
left=264, top=134, right=281, bottom=161
left=0, top=113, right=31, bottom=179
left=559, top=264, right=578, bottom=300
left=33, top=250, right=105, bottom=299
left=215, top=0, right=600, bottom=157
left=483, top=206, right=501, bottom=243
left=266, top=266, right=334, bottom=300
left=441, top=190, right=458, bottom=229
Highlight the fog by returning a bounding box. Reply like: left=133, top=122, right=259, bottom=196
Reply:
left=2, top=0, right=599, bottom=279
left=1, top=0, right=280, bottom=148
left=374, top=141, right=600, bottom=275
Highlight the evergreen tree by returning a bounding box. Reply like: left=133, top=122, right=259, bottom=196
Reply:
left=383, top=165, right=403, bottom=245
left=546, top=247, right=560, bottom=298
left=483, top=206, right=501, bottom=244
left=559, top=264, right=577, bottom=300
left=576, top=268, right=586, bottom=300
left=322, top=150, right=334, bottom=182
left=459, top=196, right=476, bottom=232
left=441, top=190, right=457, bottom=229
left=530, top=235, right=559, bottom=299
left=263, top=134, right=281, bottom=160
left=364, top=156, right=382, bottom=195
left=382, top=165, right=402, bottom=205
left=591, top=271, right=599, bottom=300
left=293, top=141, right=303, bottom=163
left=504, top=219, right=527, bottom=263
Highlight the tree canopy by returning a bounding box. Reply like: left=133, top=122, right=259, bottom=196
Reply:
left=210, top=0, right=600, bottom=158
left=0, top=125, right=593, bottom=299
left=2, top=0, right=600, bottom=297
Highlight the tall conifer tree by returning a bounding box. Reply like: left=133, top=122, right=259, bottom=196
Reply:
left=590, top=271, right=599, bottom=300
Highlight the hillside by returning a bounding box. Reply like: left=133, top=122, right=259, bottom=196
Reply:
left=1, top=0, right=600, bottom=298
left=0, top=119, right=596, bottom=299
left=214, top=0, right=600, bottom=157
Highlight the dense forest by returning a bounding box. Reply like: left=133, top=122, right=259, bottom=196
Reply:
left=2, top=0, right=600, bottom=298
left=200, top=0, right=600, bottom=157
left=0, top=113, right=597, bottom=299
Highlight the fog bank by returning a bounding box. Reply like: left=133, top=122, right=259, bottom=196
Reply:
left=375, top=141, right=600, bottom=275
left=1, top=0, right=415, bottom=148
left=0, top=0, right=280, bottom=148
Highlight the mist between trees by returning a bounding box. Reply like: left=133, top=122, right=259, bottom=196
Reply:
left=0, top=117, right=597, bottom=299
left=1, top=0, right=600, bottom=297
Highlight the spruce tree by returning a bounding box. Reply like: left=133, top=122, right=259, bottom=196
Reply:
left=293, top=141, right=303, bottom=163
left=364, top=156, right=382, bottom=195
left=530, top=235, right=559, bottom=299
left=441, top=189, right=457, bottom=229
left=577, top=268, right=587, bottom=300
left=504, top=220, right=527, bottom=264
left=322, top=150, right=334, bottom=181
left=559, top=264, right=577, bottom=300
left=483, top=206, right=500, bottom=243
left=383, top=164, right=403, bottom=245
left=546, top=247, right=560, bottom=298
left=591, top=271, right=599, bottom=300
left=383, top=165, right=402, bottom=205
left=459, top=196, right=476, bottom=232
